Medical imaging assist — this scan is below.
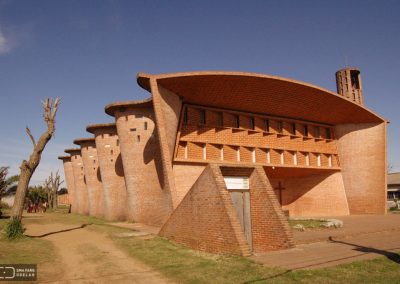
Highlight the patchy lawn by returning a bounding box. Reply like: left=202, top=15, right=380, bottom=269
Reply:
left=2, top=211, right=400, bottom=283
left=288, top=219, right=328, bottom=229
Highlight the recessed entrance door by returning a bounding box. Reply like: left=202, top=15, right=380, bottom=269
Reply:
left=229, top=190, right=252, bottom=250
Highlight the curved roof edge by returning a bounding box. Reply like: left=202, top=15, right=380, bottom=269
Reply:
left=86, top=122, right=116, bottom=134
left=105, top=97, right=153, bottom=117
left=65, top=148, right=81, bottom=154
left=136, top=71, right=386, bottom=123
left=58, top=155, right=71, bottom=161
left=73, top=138, right=95, bottom=146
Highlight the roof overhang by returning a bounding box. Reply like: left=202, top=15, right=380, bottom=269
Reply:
left=105, top=98, right=153, bottom=117
left=86, top=123, right=116, bottom=134
left=137, top=71, right=386, bottom=125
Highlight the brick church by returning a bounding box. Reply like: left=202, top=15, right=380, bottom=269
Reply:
left=59, top=68, right=387, bottom=255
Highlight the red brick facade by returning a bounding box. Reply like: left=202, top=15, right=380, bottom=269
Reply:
left=87, top=123, right=127, bottom=221
left=58, top=156, right=76, bottom=212
left=61, top=70, right=387, bottom=255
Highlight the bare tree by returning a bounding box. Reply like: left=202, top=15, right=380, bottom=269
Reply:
left=45, top=171, right=63, bottom=209
left=10, top=98, right=60, bottom=221
left=43, top=177, right=52, bottom=208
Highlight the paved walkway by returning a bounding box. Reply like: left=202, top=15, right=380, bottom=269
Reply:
left=252, top=214, right=400, bottom=269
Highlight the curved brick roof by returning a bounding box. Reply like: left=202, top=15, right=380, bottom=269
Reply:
left=137, top=71, right=385, bottom=125
left=73, top=138, right=96, bottom=146
left=58, top=155, right=71, bottom=161
left=104, top=98, right=153, bottom=117
left=64, top=148, right=81, bottom=154
left=86, top=123, right=116, bottom=134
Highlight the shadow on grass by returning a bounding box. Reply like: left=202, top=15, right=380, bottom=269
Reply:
left=25, top=223, right=92, bottom=238
left=244, top=237, right=400, bottom=283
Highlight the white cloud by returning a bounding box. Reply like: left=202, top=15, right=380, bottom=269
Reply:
left=0, top=26, right=11, bottom=54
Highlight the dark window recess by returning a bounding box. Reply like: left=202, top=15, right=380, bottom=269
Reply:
left=291, top=123, right=296, bottom=135
left=250, top=117, right=255, bottom=130
left=235, top=115, right=240, bottom=128
left=125, top=116, right=128, bottom=121
left=217, top=112, right=223, bottom=127
left=137, top=135, right=140, bottom=142
left=183, top=107, right=188, bottom=124
left=199, top=110, right=206, bottom=124
left=265, top=119, right=270, bottom=132
left=315, top=126, right=321, bottom=138
left=116, top=139, right=119, bottom=146
left=110, top=149, right=113, bottom=155
left=144, top=121, right=148, bottom=131
left=326, top=128, right=332, bottom=139
left=303, top=125, right=308, bottom=137
left=130, top=128, right=136, bottom=132
left=277, top=121, right=283, bottom=134
left=350, top=70, right=360, bottom=89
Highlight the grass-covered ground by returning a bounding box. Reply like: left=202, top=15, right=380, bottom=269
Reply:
left=288, top=219, right=328, bottom=229
left=1, top=210, right=400, bottom=283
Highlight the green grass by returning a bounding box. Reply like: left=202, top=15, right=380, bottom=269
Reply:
left=3, top=211, right=400, bottom=283
left=288, top=219, right=327, bottom=229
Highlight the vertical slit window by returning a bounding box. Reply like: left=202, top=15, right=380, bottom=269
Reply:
left=280, top=151, right=284, bottom=165
left=328, top=155, right=333, bottom=167
left=315, top=126, right=321, bottom=138
left=265, top=119, right=270, bottom=132
left=144, top=121, right=148, bottom=131
left=203, top=144, right=207, bottom=160
left=277, top=121, right=283, bottom=134
left=250, top=117, right=255, bottom=130
left=291, top=123, right=296, bottom=135
left=303, top=124, right=308, bottom=137
left=266, top=149, right=271, bottom=163
left=317, top=154, right=321, bottom=167
left=184, top=142, right=188, bottom=159
left=252, top=148, right=256, bottom=163
left=326, top=128, right=332, bottom=139
left=293, top=152, right=297, bottom=165
left=306, top=153, right=310, bottom=166
left=137, top=135, right=140, bottom=142
left=237, top=147, right=240, bottom=161
left=220, top=145, right=224, bottom=161
left=235, top=115, right=240, bottom=128
left=199, top=109, right=206, bottom=125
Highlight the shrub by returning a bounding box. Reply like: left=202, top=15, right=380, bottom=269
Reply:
left=3, top=218, right=24, bottom=239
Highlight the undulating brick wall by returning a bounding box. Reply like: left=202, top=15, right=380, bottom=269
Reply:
left=67, top=149, right=89, bottom=215
left=335, top=122, right=387, bottom=214
left=59, top=156, right=76, bottom=212
left=77, top=140, right=104, bottom=218
left=89, top=124, right=127, bottom=221
left=112, top=104, right=173, bottom=226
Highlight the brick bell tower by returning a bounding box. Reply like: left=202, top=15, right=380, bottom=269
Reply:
left=335, top=67, right=364, bottom=105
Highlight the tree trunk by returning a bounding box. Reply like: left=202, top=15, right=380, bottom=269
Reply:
left=11, top=98, right=60, bottom=221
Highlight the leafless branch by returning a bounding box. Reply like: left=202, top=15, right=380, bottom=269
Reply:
left=25, top=127, right=36, bottom=148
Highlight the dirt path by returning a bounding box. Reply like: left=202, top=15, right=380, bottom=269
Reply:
left=25, top=223, right=171, bottom=283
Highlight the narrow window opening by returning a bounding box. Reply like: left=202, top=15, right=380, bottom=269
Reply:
left=137, top=135, right=140, bottom=142
left=293, top=152, right=298, bottom=165
left=234, top=115, right=240, bottom=128
left=303, top=124, right=308, bottom=137
left=125, top=116, right=128, bottom=121
left=110, top=149, right=113, bottom=155
left=328, top=155, right=333, bottom=167
left=277, top=121, right=283, bottom=134
left=315, top=126, right=321, bottom=138
left=130, top=128, right=136, bottom=132
left=252, top=148, right=256, bottom=163
left=265, top=119, right=270, bottom=132
left=236, top=147, right=240, bottom=161
left=199, top=109, right=206, bottom=124
left=280, top=151, right=284, bottom=165
left=220, top=145, right=224, bottom=161
left=291, top=123, right=296, bottom=135
left=116, top=139, right=119, bottom=146
left=203, top=144, right=207, bottom=160
left=326, top=128, right=332, bottom=139
left=250, top=117, right=255, bottom=130
left=144, top=121, right=148, bottom=131
left=306, top=153, right=310, bottom=166
left=317, top=154, right=321, bottom=167
left=266, top=149, right=271, bottom=163
left=184, top=142, right=188, bottom=159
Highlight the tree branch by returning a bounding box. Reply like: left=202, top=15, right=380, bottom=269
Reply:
left=25, top=127, right=36, bottom=148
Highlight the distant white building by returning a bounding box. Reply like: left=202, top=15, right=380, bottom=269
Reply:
left=388, top=172, right=400, bottom=200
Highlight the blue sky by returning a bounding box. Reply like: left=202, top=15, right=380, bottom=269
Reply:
left=0, top=0, right=399, bottom=185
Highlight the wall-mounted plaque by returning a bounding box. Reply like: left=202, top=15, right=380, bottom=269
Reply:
left=224, top=176, right=249, bottom=190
